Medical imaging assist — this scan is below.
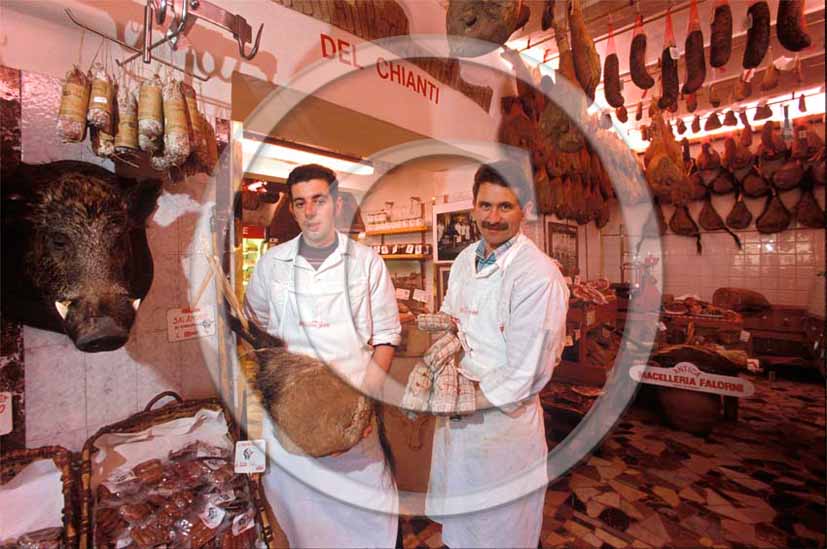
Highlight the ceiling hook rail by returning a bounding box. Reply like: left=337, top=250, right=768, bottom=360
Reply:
left=65, top=7, right=209, bottom=81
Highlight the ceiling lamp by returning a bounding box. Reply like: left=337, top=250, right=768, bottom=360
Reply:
left=242, top=137, right=374, bottom=178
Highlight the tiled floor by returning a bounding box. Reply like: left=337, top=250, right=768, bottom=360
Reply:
left=399, top=374, right=826, bottom=548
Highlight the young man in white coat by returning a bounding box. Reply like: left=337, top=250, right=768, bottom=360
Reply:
left=427, top=161, right=569, bottom=548
left=244, top=164, right=401, bottom=548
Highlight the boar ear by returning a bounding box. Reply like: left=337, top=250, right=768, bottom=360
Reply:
left=123, top=178, right=162, bottom=225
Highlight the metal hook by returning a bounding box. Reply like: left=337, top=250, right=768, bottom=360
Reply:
left=154, top=0, right=168, bottom=25
left=237, top=23, right=263, bottom=60
left=167, top=0, right=189, bottom=49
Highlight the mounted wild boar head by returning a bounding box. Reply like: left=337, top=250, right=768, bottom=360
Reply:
left=2, top=161, right=161, bottom=352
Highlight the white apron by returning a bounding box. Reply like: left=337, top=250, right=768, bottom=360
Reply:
left=427, top=238, right=548, bottom=548
left=261, top=249, right=398, bottom=549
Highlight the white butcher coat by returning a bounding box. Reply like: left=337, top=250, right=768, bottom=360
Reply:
left=244, top=232, right=401, bottom=548
left=426, top=234, right=569, bottom=548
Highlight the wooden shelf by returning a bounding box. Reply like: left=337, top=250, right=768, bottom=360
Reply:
left=382, top=254, right=430, bottom=261
left=366, top=226, right=430, bottom=236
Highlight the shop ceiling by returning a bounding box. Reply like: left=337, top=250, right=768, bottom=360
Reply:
left=232, top=71, right=474, bottom=183
left=506, top=0, right=826, bottom=119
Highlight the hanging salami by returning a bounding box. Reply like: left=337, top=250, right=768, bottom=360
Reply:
left=57, top=66, right=91, bottom=143
left=629, top=14, right=655, bottom=90
left=681, top=0, right=706, bottom=95
left=603, top=21, right=624, bottom=108
left=658, top=10, right=679, bottom=110
left=658, top=11, right=678, bottom=110
left=710, top=0, right=733, bottom=68
left=777, top=0, right=812, bottom=52
left=742, top=1, right=771, bottom=69
left=138, top=74, right=164, bottom=153
left=114, top=86, right=139, bottom=155
left=87, top=63, right=114, bottom=133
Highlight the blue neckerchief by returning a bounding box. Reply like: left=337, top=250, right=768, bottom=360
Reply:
left=475, top=234, right=518, bottom=273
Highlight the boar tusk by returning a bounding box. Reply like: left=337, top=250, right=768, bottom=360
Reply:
left=55, top=300, right=71, bottom=320
left=132, top=298, right=141, bottom=311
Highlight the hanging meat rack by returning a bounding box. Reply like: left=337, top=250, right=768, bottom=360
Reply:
left=65, top=0, right=264, bottom=82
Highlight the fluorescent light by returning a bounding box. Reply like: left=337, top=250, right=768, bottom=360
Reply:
left=242, top=138, right=374, bottom=177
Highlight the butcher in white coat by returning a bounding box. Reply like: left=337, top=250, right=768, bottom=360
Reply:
left=427, top=161, right=569, bottom=548
left=244, top=164, right=401, bottom=548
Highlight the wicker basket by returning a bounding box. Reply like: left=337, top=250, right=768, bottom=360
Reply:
left=0, top=445, right=79, bottom=548
left=78, top=391, right=282, bottom=548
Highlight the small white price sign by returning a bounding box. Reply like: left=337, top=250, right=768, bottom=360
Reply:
left=412, top=289, right=428, bottom=303
left=395, top=288, right=411, bottom=300
left=234, top=440, right=266, bottom=474
left=739, top=330, right=751, bottom=343
left=167, top=306, right=216, bottom=342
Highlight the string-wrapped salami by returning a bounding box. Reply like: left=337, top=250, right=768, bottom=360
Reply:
left=138, top=74, right=163, bottom=152
left=87, top=63, right=114, bottom=133
left=149, top=79, right=191, bottom=173
left=162, top=79, right=191, bottom=165
left=57, top=66, right=91, bottom=142
left=114, top=86, right=139, bottom=154
left=181, top=83, right=205, bottom=162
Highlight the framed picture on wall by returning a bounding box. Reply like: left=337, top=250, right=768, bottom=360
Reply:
left=435, top=263, right=453, bottom=312
left=433, top=200, right=479, bottom=263
left=545, top=221, right=579, bottom=277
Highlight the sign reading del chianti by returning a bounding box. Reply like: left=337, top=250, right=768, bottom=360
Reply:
left=630, top=361, right=755, bottom=398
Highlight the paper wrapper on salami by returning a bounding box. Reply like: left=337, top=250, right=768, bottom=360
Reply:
left=162, top=79, right=191, bottom=165
left=57, top=65, right=90, bottom=142
left=181, top=83, right=204, bottom=157
left=138, top=74, right=163, bottom=152
left=200, top=113, right=219, bottom=175
left=87, top=63, right=114, bottom=133
left=114, top=87, right=139, bottom=153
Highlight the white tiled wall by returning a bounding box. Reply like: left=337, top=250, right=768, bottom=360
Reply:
left=597, top=190, right=826, bottom=309
left=21, top=71, right=222, bottom=451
